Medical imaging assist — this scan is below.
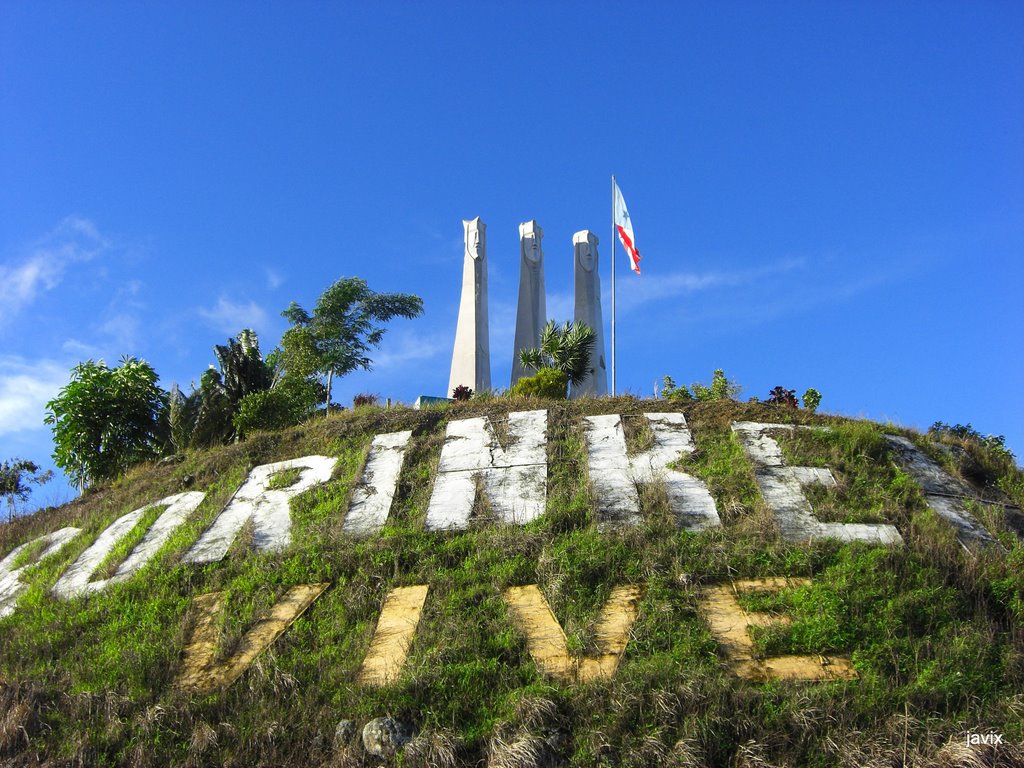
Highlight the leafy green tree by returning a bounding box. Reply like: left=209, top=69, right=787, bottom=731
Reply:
left=45, top=358, right=168, bottom=489
left=214, top=329, right=274, bottom=404
left=169, top=330, right=274, bottom=450
left=518, top=320, right=596, bottom=386
left=1, top=458, right=53, bottom=521
left=281, top=277, right=424, bottom=411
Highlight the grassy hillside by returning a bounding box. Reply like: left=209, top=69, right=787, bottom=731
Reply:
left=1, top=397, right=1022, bottom=767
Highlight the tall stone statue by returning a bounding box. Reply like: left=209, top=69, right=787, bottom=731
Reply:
left=448, top=217, right=491, bottom=395
left=571, top=230, right=608, bottom=397
left=510, top=220, right=547, bottom=386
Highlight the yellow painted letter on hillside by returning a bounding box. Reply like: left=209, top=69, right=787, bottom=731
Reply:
left=700, top=577, right=857, bottom=682
left=504, top=584, right=642, bottom=684
left=176, top=583, right=329, bottom=694
left=356, top=584, right=430, bottom=686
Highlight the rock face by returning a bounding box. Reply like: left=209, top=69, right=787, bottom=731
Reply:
left=448, top=217, right=491, bottom=396
left=362, top=717, right=416, bottom=759
left=510, top=220, right=547, bottom=386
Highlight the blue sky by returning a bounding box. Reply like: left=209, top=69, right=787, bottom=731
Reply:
left=2, top=1, right=1022, bottom=509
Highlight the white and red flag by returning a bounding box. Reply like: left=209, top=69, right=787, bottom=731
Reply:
left=613, top=180, right=641, bottom=275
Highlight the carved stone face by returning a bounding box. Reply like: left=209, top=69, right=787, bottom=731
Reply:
left=577, top=243, right=596, bottom=272
left=523, top=235, right=541, bottom=264
left=464, top=221, right=484, bottom=261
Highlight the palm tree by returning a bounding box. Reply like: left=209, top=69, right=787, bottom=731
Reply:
left=518, top=320, right=596, bottom=385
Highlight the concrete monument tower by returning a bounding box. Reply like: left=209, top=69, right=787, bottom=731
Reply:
left=510, top=220, right=546, bottom=386
left=571, top=230, right=608, bottom=397
left=448, top=217, right=491, bottom=395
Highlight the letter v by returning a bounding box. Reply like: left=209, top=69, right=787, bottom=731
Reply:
left=503, top=584, right=642, bottom=683
left=175, top=583, right=329, bottom=694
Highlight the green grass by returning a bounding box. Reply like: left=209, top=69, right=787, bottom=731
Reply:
left=0, top=399, right=1021, bottom=766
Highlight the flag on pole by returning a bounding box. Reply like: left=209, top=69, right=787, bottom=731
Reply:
left=612, top=180, right=641, bottom=275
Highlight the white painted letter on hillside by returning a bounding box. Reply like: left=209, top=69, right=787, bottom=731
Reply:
left=343, top=431, right=413, bottom=537
left=425, top=410, right=547, bottom=530
left=731, top=422, right=903, bottom=545
left=584, top=413, right=721, bottom=530
left=52, top=492, right=206, bottom=599
left=885, top=435, right=1001, bottom=550
left=184, top=456, right=337, bottom=563
left=0, top=527, right=81, bottom=618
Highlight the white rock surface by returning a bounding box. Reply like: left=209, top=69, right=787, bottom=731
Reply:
left=885, top=435, right=1000, bottom=549
left=425, top=410, right=547, bottom=530
left=184, top=455, right=337, bottom=563
left=732, top=422, right=903, bottom=545
left=0, top=527, right=80, bottom=618
left=584, top=412, right=721, bottom=530
left=343, top=431, right=413, bottom=536
left=52, top=491, right=206, bottom=599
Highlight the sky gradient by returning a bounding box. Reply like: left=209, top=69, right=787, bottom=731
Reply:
left=2, top=1, right=1022, bottom=509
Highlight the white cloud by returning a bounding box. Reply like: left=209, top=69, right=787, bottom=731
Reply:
left=61, top=339, right=105, bottom=358
left=373, top=329, right=451, bottom=370
left=265, top=268, right=284, bottom=289
left=98, top=313, right=141, bottom=348
left=0, top=357, right=69, bottom=436
left=0, top=217, right=108, bottom=326
left=198, top=297, right=269, bottom=335
left=612, top=258, right=806, bottom=314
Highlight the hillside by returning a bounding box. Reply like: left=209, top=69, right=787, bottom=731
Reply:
left=1, top=397, right=1022, bottom=767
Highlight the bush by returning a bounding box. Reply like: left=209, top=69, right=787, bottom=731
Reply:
left=451, top=385, right=473, bottom=402
left=509, top=368, right=568, bottom=399
left=234, top=378, right=320, bottom=437
left=661, top=376, right=692, bottom=401
left=767, top=386, right=799, bottom=408
left=802, top=388, right=822, bottom=412
left=692, top=369, right=741, bottom=401
left=353, top=393, right=379, bottom=408
left=662, top=369, right=740, bottom=402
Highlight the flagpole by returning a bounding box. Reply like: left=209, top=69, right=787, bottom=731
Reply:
left=610, top=174, right=617, bottom=396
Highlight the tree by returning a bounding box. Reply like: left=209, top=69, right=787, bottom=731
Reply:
left=1, top=458, right=53, bottom=521
left=214, top=329, right=274, bottom=405
left=45, top=357, right=168, bottom=490
left=168, top=330, right=274, bottom=450
left=281, top=277, right=424, bottom=411
left=518, top=320, right=596, bottom=386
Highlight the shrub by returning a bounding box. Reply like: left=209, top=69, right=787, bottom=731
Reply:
left=661, top=376, right=693, bottom=401
left=692, top=369, right=741, bottom=401
left=509, top=368, right=568, bottom=399
left=452, top=385, right=473, bottom=402
left=802, top=388, right=822, bottom=412
left=518, top=320, right=596, bottom=385
left=353, top=393, right=379, bottom=408
left=767, top=386, right=799, bottom=407
left=234, top=378, right=320, bottom=436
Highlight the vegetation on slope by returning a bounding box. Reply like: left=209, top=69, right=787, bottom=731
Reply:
left=0, top=397, right=1021, bottom=767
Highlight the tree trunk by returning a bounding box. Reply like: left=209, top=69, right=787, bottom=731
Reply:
left=325, top=369, right=333, bottom=417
